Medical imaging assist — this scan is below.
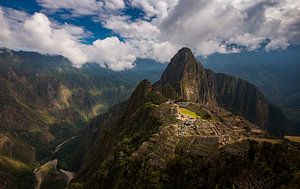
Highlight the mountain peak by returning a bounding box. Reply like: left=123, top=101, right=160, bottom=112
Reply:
left=176, top=47, right=194, bottom=58
left=159, top=47, right=199, bottom=84
left=126, top=79, right=153, bottom=114
left=169, top=47, right=198, bottom=68
left=155, top=47, right=215, bottom=104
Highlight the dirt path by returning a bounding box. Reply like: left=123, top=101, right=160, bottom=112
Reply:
left=54, top=136, right=76, bottom=153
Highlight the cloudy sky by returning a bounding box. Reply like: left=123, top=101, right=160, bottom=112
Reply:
left=0, top=0, right=299, bottom=70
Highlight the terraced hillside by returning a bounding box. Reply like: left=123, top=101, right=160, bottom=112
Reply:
left=130, top=100, right=265, bottom=168
left=67, top=80, right=299, bottom=189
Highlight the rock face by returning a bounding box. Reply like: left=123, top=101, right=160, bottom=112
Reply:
left=205, top=70, right=269, bottom=131
left=155, top=48, right=215, bottom=104
left=155, top=47, right=287, bottom=137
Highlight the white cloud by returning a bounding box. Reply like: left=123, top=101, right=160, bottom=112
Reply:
left=131, top=0, right=179, bottom=20
left=196, top=40, right=239, bottom=57
left=101, top=14, right=178, bottom=63
left=37, top=0, right=103, bottom=15
left=84, top=37, right=136, bottom=71
left=156, top=0, right=300, bottom=55
left=103, top=15, right=160, bottom=40
left=1, top=0, right=300, bottom=70
left=149, top=41, right=178, bottom=62
left=20, top=12, right=88, bottom=66
left=61, top=23, right=93, bottom=40
left=103, top=0, right=125, bottom=10
left=0, top=8, right=136, bottom=70
left=37, top=0, right=126, bottom=16
left=266, top=37, right=289, bottom=50
left=229, top=33, right=264, bottom=50
left=0, top=8, right=11, bottom=44
left=2, top=7, right=30, bottom=27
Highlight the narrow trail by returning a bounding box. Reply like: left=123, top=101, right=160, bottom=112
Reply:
left=55, top=136, right=76, bottom=153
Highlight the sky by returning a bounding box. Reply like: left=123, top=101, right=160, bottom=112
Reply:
left=0, top=0, right=299, bottom=71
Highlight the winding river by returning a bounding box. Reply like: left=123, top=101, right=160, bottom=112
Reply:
left=33, top=137, right=76, bottom=189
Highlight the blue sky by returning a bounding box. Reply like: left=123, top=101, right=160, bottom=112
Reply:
left=0, top=0, right=299, bottom=70
left=0, top=0, right=117, bottom=42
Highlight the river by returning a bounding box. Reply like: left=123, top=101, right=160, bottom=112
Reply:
left=33, top=137, right=76, bottom=189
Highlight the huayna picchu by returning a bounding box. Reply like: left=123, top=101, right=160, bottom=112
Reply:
left=52, top=48, right=300, bottom=189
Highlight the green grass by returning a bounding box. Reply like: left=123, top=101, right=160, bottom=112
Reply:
left=179, top=108, right=199, bottom=119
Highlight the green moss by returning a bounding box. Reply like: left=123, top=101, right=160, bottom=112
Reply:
left=179, top=108, right=199, bottom=119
